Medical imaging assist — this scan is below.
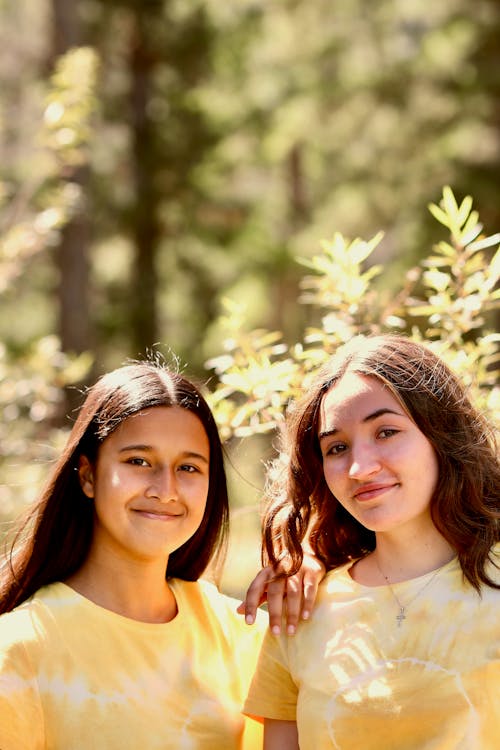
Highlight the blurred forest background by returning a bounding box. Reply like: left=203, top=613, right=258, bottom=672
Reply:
left=1, top=0, right=499, bottom=595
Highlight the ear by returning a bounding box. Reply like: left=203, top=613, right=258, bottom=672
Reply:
left=78, top=455, right=95, bottom=498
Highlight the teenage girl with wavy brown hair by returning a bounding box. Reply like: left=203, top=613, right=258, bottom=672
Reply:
left=245, top=334, right=500, bottom=750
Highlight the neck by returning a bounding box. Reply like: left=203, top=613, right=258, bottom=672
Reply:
left=373, top=526, right=455, bottom=583
left=351, top=523, right=455, bottom=586
left=65, top=552, right=177, bottom=624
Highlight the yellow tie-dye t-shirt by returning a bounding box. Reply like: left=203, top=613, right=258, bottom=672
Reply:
left=0, top=579, right=265, bottom=750
left=245, top=548, right=500, bottom=750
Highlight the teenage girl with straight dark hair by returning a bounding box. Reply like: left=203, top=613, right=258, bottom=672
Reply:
left=0, top=360, right=321, bottom=749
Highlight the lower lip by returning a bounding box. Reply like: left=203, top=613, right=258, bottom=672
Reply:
left=354, top=486, right=395, bottom=502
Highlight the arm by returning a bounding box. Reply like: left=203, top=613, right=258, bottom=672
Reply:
left=238, top=553, right=325, bottom=635
left=264, top=719, right=299, bottom=750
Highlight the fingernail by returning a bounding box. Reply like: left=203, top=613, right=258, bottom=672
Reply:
left=271, top=625, right=281, bottom=636
left=287, top=624, right=296, bottom=635
left=302, top=610, right=310, bottom=620
left=245, top=614, right=254, bottom=625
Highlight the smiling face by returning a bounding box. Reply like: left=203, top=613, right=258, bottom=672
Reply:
left=318, top=372, right=439, bottom=537
left=78, top=406, right=210, bottom=567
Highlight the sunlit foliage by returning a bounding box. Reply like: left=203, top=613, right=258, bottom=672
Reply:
left=207, top=187, right=499, bottom=439
left=0, top=48, right=96, bottom=517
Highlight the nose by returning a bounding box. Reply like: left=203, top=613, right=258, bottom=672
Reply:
left=145, top=467, right=178, bottom=502
left=348, top=442, right=382, bottom=480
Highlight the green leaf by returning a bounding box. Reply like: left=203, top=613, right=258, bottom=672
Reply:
left=423, top=269, right=451, bottom=292
left=350, top=239, right=376, bottom=265
left=467, top=233, right=500, bottom=253
left=461, top=212, right=481, bottom=239
left=421, top=256, right=453, bottom=268
left=442, top=186, right=459, bottom=217
left=484, top=247, right=500, bottom=289
left=435, top=242, right=457, bottom=258
left=428, top=202, right=450, bottom=228
left=456, top=195, right=473, bottom=228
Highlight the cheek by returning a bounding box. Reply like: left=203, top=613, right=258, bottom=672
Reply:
left=192, top=478, right=210, bottom=510
left=109, top=470, right=122, bottom=489
left=424, top=449, right=440, bottom=494
left=406, top=439, right=438, bottom=478
left=322, top=459, right=344, bottom=494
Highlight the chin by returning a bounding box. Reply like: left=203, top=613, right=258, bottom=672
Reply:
left=356, top=514, right=402, bottom=534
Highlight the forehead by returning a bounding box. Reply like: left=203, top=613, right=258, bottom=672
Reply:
left=318, top=372, right=403, bottom=432
left=105, top=406, right=209, bottom=449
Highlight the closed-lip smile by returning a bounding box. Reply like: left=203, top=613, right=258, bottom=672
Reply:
left=132, top=508, right=183, bottom=520
left=352, top=483, right=397, bottom=501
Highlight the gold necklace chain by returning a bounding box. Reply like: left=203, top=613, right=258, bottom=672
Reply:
left=374, top=559, right=444, bottom=628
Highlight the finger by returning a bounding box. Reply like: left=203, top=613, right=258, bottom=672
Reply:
left=301, top=572, right=321, bottom=621
left=282, top=575, right=302, bottom=635
left=236, top=591, right=267, bottom=617
left=242, top=567, right=274, bottom=625
left=265, top=576, right=288, bottom=636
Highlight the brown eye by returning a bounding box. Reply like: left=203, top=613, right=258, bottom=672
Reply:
left=128, top=457, right=149, bottom=467
left=325, top=443, right=347, bottom=457
left=378, top=429, right=399, bottom=440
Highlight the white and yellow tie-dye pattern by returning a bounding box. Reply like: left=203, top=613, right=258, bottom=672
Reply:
left=245, top=547, right=500, bottom=750
left=0, top=579, right=264, bottom=749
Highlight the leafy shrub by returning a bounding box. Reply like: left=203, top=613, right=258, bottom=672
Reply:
left=207, top=186, right=499, bottom=439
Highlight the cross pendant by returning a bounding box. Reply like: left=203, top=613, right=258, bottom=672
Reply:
left=396, top=608, right=406, bottom=627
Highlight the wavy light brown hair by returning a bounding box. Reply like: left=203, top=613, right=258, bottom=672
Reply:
left=0, top=361, right=229, bottom=614
left=263, top=334, right=500, bottom=591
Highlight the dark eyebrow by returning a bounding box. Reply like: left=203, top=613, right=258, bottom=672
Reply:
left=119, top=444, right=209, bottom=463
left=318, top=408, right=403, bottom=440
left=119, top=444, right=152, bottom=453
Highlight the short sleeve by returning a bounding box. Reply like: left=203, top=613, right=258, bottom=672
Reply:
left=196, top=581, right=266, bottom=691
left=0, top=613, right=44, bottom=750
left=194, top=582, right=267, bottom=749
left=243, top=628, right=298, bottom=721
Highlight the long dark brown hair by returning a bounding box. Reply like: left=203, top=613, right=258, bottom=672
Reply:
left=263, top=334, right=500, bottom=591
left=0, top=361, right=229, bottom=613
